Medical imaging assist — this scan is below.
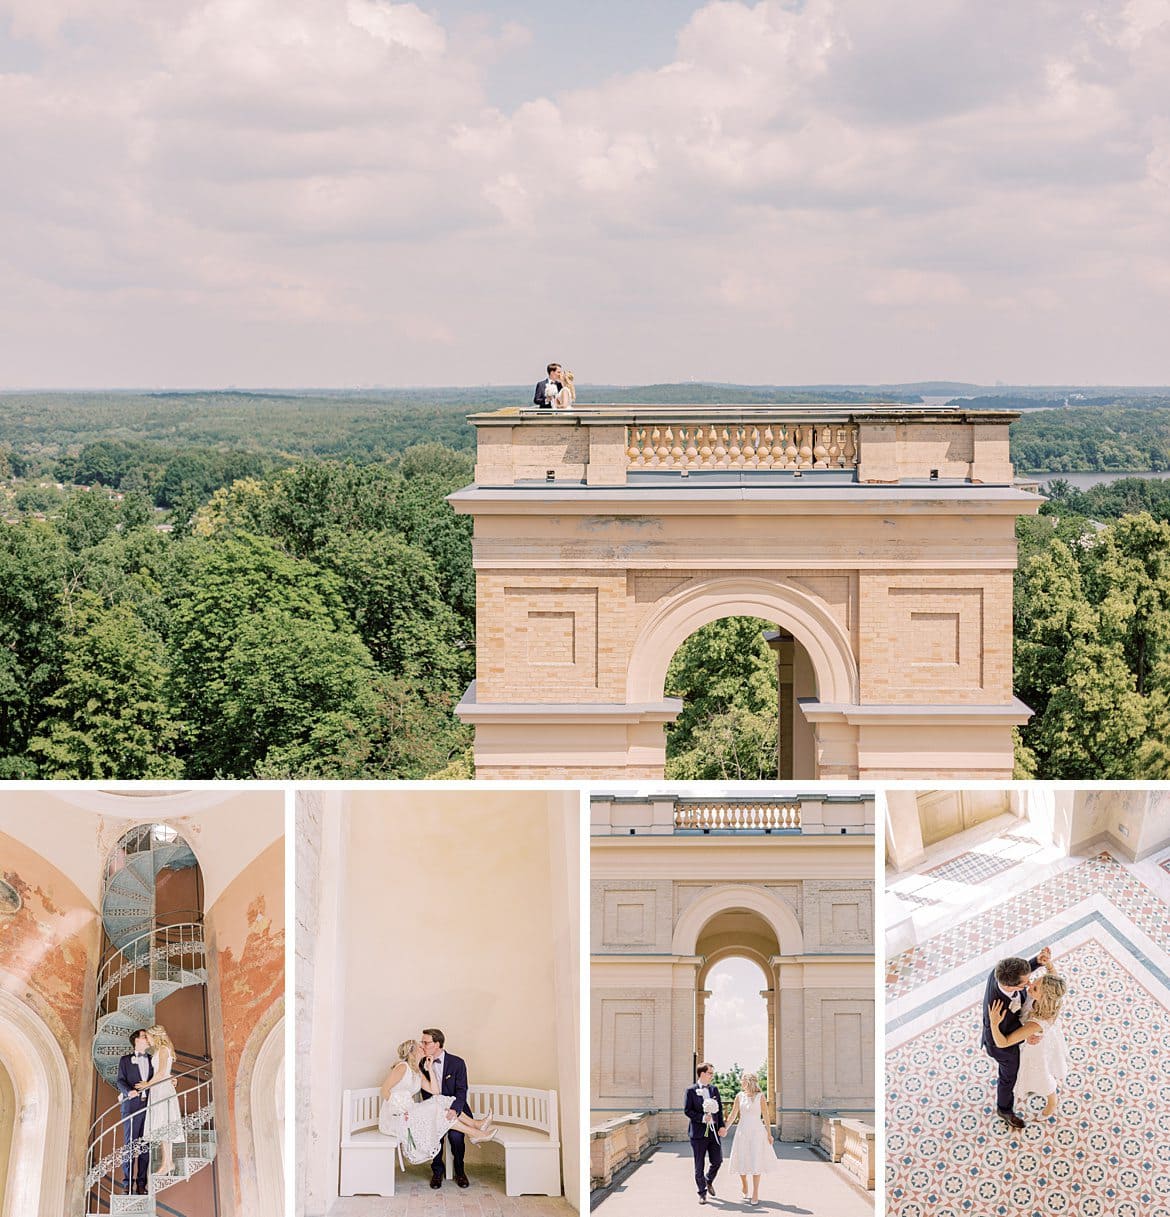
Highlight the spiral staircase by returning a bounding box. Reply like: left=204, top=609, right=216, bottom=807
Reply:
left=85, top=826, right=219, bottom=1217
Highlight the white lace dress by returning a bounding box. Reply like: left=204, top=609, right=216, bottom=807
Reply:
left=728, top=1093, right=779, bottom=1176
left=1015, top=1015, right=1070, bottom=1101
left=144, top=1048, right=184, bottom=1145
left=378, top=1066, right=454, bottom=1164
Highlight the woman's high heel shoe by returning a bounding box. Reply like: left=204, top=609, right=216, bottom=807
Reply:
left=470, top=1127, right=499, bottom=1145
left=480, top=1109, right=495, bottom=1128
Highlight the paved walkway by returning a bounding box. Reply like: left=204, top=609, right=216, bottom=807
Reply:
left=328, top=1162, right=575, bottom=1217
left=591, top=1141, right=873, bottom=1216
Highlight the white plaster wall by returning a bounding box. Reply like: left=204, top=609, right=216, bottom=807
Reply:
left=341, top=789, right=567, bottom=1095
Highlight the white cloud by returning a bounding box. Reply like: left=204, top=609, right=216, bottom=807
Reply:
left=1, top=0, right=1168, bottom=385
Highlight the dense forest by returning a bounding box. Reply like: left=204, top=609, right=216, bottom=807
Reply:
left=2, top=389, right=1169, bottom=778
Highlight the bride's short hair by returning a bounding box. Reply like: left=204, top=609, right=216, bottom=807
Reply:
left=1031, top=975, right=1067, bottom=1021
left=397, top=1038, right=418, bottom=1062
left=741, top=1073, right=761, bottom=1096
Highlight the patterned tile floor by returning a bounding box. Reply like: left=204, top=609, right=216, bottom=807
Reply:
left=923, top=852, right=1024, bottom=886
left=886, top=854, right=1169, bottom=997
left=886, top=851, right=1170, bottom=1217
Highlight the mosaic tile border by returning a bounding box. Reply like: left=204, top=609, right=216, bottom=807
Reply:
left=887, top=853, right=1170, bottom=999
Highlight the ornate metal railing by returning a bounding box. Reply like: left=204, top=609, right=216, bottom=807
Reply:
left=674, top=800, right=802, bottom=831
left=85, top=1063, right=216, bottom=1210
left=95, top=916, right=206, bottom=1019
left=626, top=421, right=858, bottom=471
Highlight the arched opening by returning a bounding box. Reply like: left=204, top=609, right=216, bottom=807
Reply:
left=0, top=985, right=71, bottom=1217
left=700, top=955, right=770, bottom=1094
left=629, top=577, right=859, bottom=780
left=662, top=615, right=823, bottom=779
left=238, top=1008, right=284, bottom=1217
left=89, top=823, right=217, bottom=1216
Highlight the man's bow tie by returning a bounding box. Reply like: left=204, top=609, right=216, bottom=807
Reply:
left=1009, top=993, right=1022, bottom=1013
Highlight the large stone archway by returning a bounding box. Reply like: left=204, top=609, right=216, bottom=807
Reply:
left=0, top=985, right=71, bottom=1217
left=452, top=405, right=1038, bottom=779
left=591, top=799, right=874, bottom=1144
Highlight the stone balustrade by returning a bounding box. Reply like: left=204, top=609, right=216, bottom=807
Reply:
left=810, top=1113, right=876, bottom=1190
left=626, top=420, right=857, bottom=471
left=675, top=799, right=801, bottom=832
left=468, top=404, right=1018, bottom=487
left=590, top=1111, right=658, bottom=1190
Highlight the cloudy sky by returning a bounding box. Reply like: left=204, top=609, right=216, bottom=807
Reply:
left=2, top=0, right=1168, bottom=387
left=704, top=956, right=768, bottom=1075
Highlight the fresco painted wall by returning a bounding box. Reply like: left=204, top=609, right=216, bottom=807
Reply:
left=206, top=837, right=285, bottom=1216
left=0, top=827, right=100, bottom=1209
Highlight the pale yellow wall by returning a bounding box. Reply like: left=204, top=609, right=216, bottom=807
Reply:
left=341, top=790, right=569, bottom=1097
left=0, top=1059, right=13, bottom=1217
left=1072, top=791, right=1170, bottom=859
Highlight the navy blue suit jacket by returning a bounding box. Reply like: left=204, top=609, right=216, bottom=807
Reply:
left=684, top=1083, right=725, bottom=1140
left=117, top=1053, right=154, bottom=1114
left=534, top=378, right=562, bottom=407
left=425, top=1053, right=470, bottom=1118
left=980, top=955, right=1041, bottom=1057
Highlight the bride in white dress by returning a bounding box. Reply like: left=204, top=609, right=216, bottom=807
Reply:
left=140, top=1025, right=184, bottom=1176
left=990, top=958, right=1070, bottom=1118
left=553, top=370, right=575, bottom=410
left=722, top=1072, right=779, bottom=1206
left=378, top=1039, right=496, bottom=1165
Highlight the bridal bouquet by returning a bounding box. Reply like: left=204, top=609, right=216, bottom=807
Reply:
left=702, top=1097, right=719, bottom=1115
left=388, top=1092, right=413, bottom=1115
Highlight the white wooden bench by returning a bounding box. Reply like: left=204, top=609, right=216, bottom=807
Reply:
left=340, top=1084, right=561, bottom=1198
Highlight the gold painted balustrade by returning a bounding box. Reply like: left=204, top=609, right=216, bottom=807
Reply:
left=627, top=421, right=858, bottom=471
left=674, top=800, right=802, bottom=831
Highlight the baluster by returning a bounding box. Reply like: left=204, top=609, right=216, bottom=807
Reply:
left=812, top=426, right=828, bottom=468
left=715, top=428, right=728, bottom=464
left=782, top=426, right=797, bottom=468
left=684, top=427, right=699, bottom=465
left=797, top=425, right=813, bottom=467
left=652, top=427, right=668, bottom=463
left=744, top=426, right=759, bottom=465
left=627, top=427, right=642, bottom=465
left=728, top=426, right=743, bottom=465
left=843, top=425, right=858, bottom=466
left=700, top=426, right=715, bottom=466
left=826, top=428, right=841, bottom=468
left=760, top=426, right=775, bottom=468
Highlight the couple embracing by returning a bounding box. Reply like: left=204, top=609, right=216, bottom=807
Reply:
left=981, top=945, right=1070, bottom=1127
left=115, top=1025, right=182, bottom=1195
left=378, top=1028, right=495, bottom=1189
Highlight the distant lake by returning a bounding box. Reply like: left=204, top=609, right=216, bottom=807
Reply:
left=1028, top=470, right=1170, bottom=490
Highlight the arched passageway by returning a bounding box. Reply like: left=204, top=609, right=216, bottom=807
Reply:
left=0, top=984, right=71, bottom=1217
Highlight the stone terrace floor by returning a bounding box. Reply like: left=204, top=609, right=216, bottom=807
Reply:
left=591, top=1141, right=873, bottom=1216
left=327, top=1163, right=575, bottom=1217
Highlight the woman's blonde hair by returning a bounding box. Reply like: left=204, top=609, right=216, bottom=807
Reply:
left=146, top=1025, right=173, bottom=1052
left=397, top=1038, right=418, bottom=1063
left=741, top=1072, right=761, bottom=1096
left=1031, top=975, right=1067, bottom=1021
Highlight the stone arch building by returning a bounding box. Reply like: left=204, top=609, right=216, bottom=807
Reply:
left=590, top=792, right=875, bottom=1164
left=452, top=404, right=1039, bottom=780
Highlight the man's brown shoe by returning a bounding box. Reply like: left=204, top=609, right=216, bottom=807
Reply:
left=455, top=1173, right=470, bottom=1188
left=997, top=1109, right=1025, bottom=1129
left=430, top=1175, right=442, bottom=1189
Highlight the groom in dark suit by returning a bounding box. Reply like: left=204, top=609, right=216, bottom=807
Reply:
left=533, top=362, right=563, bottom=407
left=685, top=1063, right=725, bottom=1205
left=116, top=1029, right=154, bottom=1194
left=980, top=946, right=1050, bottom=1127
left=421, top=1028, right=471, bottom=1189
